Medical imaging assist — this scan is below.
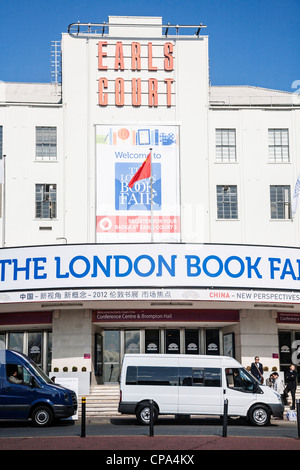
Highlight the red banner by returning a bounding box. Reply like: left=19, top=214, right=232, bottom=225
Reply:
left=93, top=309, right=239, bottom=323
left=0, top=312, right=52, bottom=325
left=277, top=312, right=300, bottom=324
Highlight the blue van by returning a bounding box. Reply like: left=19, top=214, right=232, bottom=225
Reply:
left=0, top=349, right=77, bottom=427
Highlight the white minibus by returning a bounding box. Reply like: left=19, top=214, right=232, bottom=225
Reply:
left=118, top=354, right=284, bottom=426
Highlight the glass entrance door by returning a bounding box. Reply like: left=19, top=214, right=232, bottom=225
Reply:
left=125, top=330, right=140, bottom=354
left=103, top=330, right=120, bottom=383
left=279, top=330, right=300, bottom=383
left=279, top=330, right=292, bottom=372
left=165, top=329, right=180, bottom=354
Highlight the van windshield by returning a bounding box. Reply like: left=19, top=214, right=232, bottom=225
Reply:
left=225, top=367, right=257, bottom=392
left=27, top=359, right=53, bottom=384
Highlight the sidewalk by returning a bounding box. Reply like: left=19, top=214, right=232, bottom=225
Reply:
left=1, top=434, right=300, bottom=450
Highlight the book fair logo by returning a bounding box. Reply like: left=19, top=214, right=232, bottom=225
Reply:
left=115, top=162, right=161, bottom=211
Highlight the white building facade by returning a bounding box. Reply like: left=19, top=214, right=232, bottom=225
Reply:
left=0, top=16, right=300, bottom=386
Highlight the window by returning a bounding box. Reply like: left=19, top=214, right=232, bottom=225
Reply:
left=165, top=329, right=180, bottom=354
left=125, top=330, right=140, bottom=354
left=35, top=184, right=57, bottom=219
left=28, top=332, right=42, bottom=368
left=268, top=129, right=289, bottom=162
left=185, top=329, right=199, bottom=354
left=145, top=330, right=160, bottom=354
left=206, top=329, right=220, bottom=355
left=270, top=185, right=291, bottom=219
left=226, top=368, right=256, bottom=392
left=8, top=332, right=24, bottom=353
left=6, top=363, right=32, bottom=386
left=217, top=185, right=238, bottom=219
left=179, top=367, right=221, bottom=387
left=125, top=366, right=221, bottom=387
left=36, top=127, right=57, bottom=160
left=126, top=366, right=178, bottom=386
left=0, top=332, right=5, bottom=349
left=216, top=129, right=236, bottom=162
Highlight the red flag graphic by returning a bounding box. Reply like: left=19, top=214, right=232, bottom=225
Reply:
left=128, top=153, right=151, bottom=188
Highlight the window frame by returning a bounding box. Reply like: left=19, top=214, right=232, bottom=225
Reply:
left=215, top=129, right=237, bottom=163
left=35, top=183, right=57, bottom=219
left=268, top=128, right=289, bottom=163
left=216, top=185, right=238, bottom=220
left=270, top=185, right=291, bottom=220
left=35, top=126, right=57, bottom=161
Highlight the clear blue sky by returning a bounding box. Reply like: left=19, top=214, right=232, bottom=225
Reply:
left=0, top=0, right=299, bottom=92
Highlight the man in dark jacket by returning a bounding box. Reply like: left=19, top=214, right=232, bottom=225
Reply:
left=284, top=364, right=297, bottom=410
left=250, top=356, right=264, bottom=384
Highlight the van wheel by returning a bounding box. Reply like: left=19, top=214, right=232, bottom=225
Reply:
left=31, top=406, right=54, bottom=427
left=136, top=403, right=158, bottom=425
left=248, top=405, right=270, bottom=426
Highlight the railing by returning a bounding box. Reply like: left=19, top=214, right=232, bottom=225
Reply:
left=68, top=21, right=207, bottom=38
left=209, top=91, right=299, bottom=108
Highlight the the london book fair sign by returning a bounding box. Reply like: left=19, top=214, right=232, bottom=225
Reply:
left=2, top=243, right=300, bottom=305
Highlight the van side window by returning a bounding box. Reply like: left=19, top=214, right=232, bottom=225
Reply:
left=126, top=366, right=137, bottom=385
left=179, top=367, right=221, bottom=387
left=126, top=366, right=178, bottom=386
left=6, top=364, right=23, bottom=385
left=125, top=365, right=221, bottom=387
left=226, top=368, right=255, bottom=392
left=6, top=364, right=32, bottom=386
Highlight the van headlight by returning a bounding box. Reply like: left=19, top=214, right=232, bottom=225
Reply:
left=274, top=391, right=282, bottom=402
left=64, top=392, right=70, bottom=403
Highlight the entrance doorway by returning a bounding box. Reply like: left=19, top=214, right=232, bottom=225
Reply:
left=103, top=330, right=120, bottom=383
left=95, top=327, right=228, bottom=384
left=278, top=330, right=300, bottom=383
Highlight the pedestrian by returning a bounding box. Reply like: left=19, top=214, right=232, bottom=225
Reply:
left=266, top=373, right=274, bottom=387
left=250, top=356, right=264, bottom=384
left=271, top=372, right=285, bottom=403
left=284, top=364, right=297, bottom=410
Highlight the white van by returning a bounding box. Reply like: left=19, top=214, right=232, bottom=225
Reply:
left=118, top=354, right=284, bottom=426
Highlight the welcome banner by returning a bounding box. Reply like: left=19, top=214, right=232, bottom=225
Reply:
left=95, top=124, right=180, bottom=242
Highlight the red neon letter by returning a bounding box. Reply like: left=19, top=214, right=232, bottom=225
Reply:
left=114, top=42, right=125, bottom=70
left=148, top=79, right=158, bottom=107
left=132, top=78, right=141, bottom=106
left=98, top=41, right=108, bottom=70
left=131, top=42, right=141, bottom=70
left=115, top=78, right=124, bottom=106
left=164, top=42, right=174, bottom=71
left=98, top=78, right=108, bottom=106
left=164, top=78, right=173, bottom=107
left=148, top=43, right=157, bottom=71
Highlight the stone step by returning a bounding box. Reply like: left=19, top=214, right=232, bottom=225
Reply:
left=77, top=385, right=120, bottom=417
